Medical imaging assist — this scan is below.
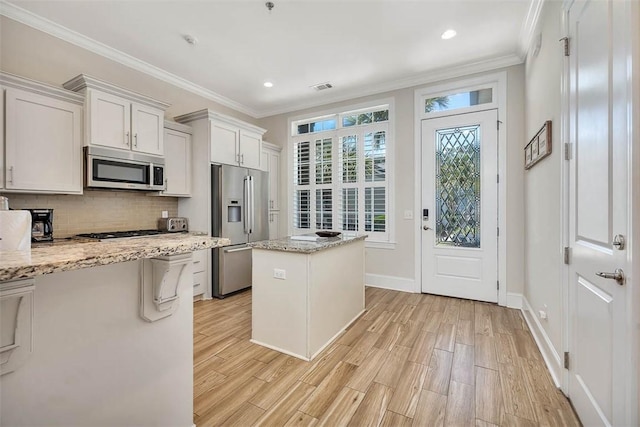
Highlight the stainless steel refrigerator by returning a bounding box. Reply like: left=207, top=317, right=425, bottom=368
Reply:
left=211, top=164, right=269, bottom=298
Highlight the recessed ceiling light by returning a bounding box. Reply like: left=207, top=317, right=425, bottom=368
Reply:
left=263, top=81, right=274, bottom=88
left=441, top=29, right=457, bottom=40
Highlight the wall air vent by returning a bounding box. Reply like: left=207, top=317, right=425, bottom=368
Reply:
left=311, top=82, right=333, bottom=91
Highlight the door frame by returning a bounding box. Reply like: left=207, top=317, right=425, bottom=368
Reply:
left=414, top=71, right=508, bottom=306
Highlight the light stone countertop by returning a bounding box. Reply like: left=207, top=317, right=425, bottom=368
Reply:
left=248, top=233, right=367, bottom=254
left=0, top=233, right=230, bottom=282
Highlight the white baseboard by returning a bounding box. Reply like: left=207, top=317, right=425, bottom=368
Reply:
left=521, top=296, right=563, bottom=387
left=506, top=292, right=523, bottom=309
left=365, top=274, right=416, bottom=293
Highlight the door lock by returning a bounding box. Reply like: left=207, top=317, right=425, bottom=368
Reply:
left=612, top=234, right=625, bottom=250
left=596, top=269, right=625, bottom=286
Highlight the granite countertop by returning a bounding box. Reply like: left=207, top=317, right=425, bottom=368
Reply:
left=0, top=233, right=230, bottom=282
left=248, top=233, right=367, bottom=254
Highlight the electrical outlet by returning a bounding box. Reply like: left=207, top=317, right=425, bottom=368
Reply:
left=161, top=210, right=169, bottom=219
left=538, top=310, right=547, bottom=320
left=273, top=268, right=286, bottom=280
left=403, top=210, right=414, bottom=220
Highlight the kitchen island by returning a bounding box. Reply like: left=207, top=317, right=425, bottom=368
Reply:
left=249, top=234, right=366, bottom=361
left=0, top=233, right=229, bottom=427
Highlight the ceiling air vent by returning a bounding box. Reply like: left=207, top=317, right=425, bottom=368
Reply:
left=311, top=82, right=333, bottom=91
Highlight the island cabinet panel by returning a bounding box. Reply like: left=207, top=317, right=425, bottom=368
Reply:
left=309, top=242, right=365, bottom=353
left=0, top=260, right=194, bottom=427
left=251, top=238, right=365, bottom=361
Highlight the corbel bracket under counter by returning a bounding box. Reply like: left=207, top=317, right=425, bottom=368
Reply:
left=139, top=253, right=192, bottom=322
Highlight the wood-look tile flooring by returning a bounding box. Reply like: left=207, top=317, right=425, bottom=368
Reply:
left=193, top=287, right=581, bottom=426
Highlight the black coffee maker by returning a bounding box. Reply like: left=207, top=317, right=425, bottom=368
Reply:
left=27, top=209, right=54, bottom=242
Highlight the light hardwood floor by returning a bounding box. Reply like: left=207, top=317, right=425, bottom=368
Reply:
left=193, top=287, right=581, bottom=426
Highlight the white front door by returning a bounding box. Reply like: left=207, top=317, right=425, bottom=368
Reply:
left=567, top=0, right=631, bottom=425
left=421, top=109, right=498, bottom=302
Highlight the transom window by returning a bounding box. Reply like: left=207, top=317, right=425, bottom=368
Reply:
left=291, top=104, right=392, bottom=242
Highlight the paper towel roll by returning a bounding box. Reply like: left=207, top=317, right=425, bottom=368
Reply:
left=0, top=211, right=32, bottom=251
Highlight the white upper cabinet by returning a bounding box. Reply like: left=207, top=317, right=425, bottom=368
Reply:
left=239, top=130, right=261, bottom=170
left=162, top=122, right=192, bottom=197
left=210, top=120, right=240, bottom=166
left=88, top=90, right=131, bottom=150
left=64, top=75, right=168, bottom=156
left=174, top=109, right=266, bottom=170
left=131, top=103, right=163, bottom=155
left=4, top=86, right=83, bottom=194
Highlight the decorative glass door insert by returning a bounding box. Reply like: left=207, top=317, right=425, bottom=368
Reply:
left=434, top=124, right=481, bottom=248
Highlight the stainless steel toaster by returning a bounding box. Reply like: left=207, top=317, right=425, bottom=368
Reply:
left=158, top=217, right=189, bottom=232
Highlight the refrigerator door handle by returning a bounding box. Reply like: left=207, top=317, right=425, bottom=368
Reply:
left=243, top=176, right=251, bottom=234
left=249, top=175, right=255, bottom=234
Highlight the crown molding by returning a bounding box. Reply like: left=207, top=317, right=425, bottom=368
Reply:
left=0, top=71, right=84, bottom=105
left=518, top=0, right=546, bottom=60
left=0, top=0, right=260, bottom=117
left=63, top=74, right=170, bottom=110
left=174, top=109, right=267, bottom=135
left=163, top=120, right=192, bottom=134
left=254, top=53, right=524, bottom=118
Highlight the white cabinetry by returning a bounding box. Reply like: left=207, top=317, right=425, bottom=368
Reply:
left=175, top=109, right=265, bottom=299
left=161, top=121, right=192, bottom=197
left=176, top=109, right=265, bottom=170
left=192, top=250, right=207, bottom=297
left=262, top=141, right=282, bottom=239
left=0, top=73, right=84, bottom=195
left=268, top=211, right=280, bottom=241
left=64, top=75, right=168, bottom=156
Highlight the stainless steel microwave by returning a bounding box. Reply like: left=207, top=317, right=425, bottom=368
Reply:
left=85, top=146, right=165, bottom=191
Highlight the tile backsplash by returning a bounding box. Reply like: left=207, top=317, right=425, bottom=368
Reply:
left=3, top=190, right=179, bottom=238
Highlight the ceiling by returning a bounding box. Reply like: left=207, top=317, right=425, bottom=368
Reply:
left=2, top=0, right=537, bottom=118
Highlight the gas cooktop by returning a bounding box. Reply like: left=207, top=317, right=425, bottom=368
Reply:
left=76, top=229, right=168, bottom=240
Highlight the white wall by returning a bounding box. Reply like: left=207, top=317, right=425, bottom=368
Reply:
left=258, top=65, right=525, bottom=296
left=522, top=0, right=564, bottom=380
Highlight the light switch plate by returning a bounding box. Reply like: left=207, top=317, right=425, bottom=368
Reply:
left=403, top=210, right=413, bottom=220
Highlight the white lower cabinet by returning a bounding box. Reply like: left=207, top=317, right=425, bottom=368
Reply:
left=162, top=123, right=192, bottom=197
left=192, top=250, right=207, bottom=297
left=4, top=86, right=83, bottom=194
left=269, top=211, right=280, bottom=240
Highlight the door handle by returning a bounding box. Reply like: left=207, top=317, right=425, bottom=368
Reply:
left=596, top=269, right=625, bottom=285
left=224, top=247, right=252, bottom=253
left=423, top=225, right=431, bottom=231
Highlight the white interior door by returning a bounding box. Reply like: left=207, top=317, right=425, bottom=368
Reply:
left=421, top=109, right=498, bottom=302
left=567, top=0, right=631, bottom=425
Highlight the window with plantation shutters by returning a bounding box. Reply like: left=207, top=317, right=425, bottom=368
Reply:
left=291, top=103, right=392, bottom=243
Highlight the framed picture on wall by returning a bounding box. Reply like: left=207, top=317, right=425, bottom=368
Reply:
left=524, top=120, right=552, bottom=170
